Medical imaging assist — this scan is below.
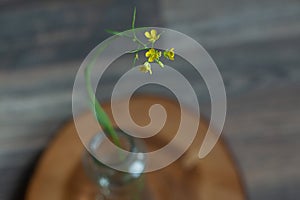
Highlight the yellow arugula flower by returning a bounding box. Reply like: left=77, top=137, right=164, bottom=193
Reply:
left=139, top=62, right=152, bottom=74
left=144, top=29, right=160, bottom=43
left=145, top=48, right=161, bottom=62
left=163, top=48, right=175, bottom=61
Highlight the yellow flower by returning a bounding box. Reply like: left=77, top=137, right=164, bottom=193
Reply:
left=145, top=48, right=161, bottom=62
left=144, top=29, right=160, bottom=43
left=163, top=48, right=175, bottom=61
left=139, top=62, right=152, bottom=74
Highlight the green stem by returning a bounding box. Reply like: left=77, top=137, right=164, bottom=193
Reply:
left=131, top=7, right=148, bottom=49
left=133, top=35, right=147, bottom=48
left=83, top=7, right=152, bottom=147
left=84, top=39, right=121, bottom=147
left=126, top=47, right=149, bottom=54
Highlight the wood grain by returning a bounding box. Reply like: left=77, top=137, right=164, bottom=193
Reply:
left=1, top=0, right=300, bottom=199
left=25, top=96, right=246, bottom=200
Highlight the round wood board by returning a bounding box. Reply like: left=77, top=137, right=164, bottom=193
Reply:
left=25, top=96, right=246, bottom=200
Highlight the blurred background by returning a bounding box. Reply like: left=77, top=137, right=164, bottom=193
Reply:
left=0, top=0, right=299, bottom=199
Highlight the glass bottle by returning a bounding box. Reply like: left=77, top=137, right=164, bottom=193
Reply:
left=83, top=129, right=151, bottom=200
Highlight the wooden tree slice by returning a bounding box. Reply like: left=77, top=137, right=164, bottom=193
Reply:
left=25, top=96, right=246, bottom=200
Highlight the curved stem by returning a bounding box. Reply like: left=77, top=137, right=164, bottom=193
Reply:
left=84, top=39, right=121, bottom=147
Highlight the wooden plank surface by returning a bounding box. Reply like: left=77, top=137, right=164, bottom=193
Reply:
left=0, top=0, right=300, bottom=199
left=25, top=96, right=246, bottom=200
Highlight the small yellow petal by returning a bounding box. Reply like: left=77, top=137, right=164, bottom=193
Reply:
left=150, top=29, right=157, bottom=37
left=150, top=48, right=155, bottom=54
left=145, top=50, right=151, bottom=57
left=144, top=31, right=151, bottom=38
left=148, top=57, right=154, bottom=62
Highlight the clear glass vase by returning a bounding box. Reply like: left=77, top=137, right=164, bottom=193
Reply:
left=83, top=129, right=151, bottom=200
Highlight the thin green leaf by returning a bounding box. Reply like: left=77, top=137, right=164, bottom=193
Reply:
left=84, top=39, right=121, bottom=147
left=105, top=29, right=122, bottom=35
left=106, top=29, right=131, bottom=37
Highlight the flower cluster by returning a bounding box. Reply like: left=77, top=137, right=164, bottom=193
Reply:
left=85, top=8, right=177, bottom=147
left=136, top=29, right=175, bottom=74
